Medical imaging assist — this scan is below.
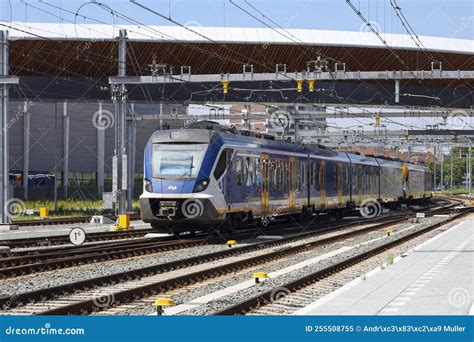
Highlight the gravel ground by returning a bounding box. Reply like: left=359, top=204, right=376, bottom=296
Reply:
left=180, top=216, right=452, bottom=316
left=101, top=216, right=448, bottom=315
left=0, top=219, right=380, bottom=296
left=0, top=242, right=235, bottom=296
left=0, top=215, right=448, bottom=308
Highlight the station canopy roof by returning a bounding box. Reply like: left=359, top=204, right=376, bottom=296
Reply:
left=6, top=22, right=474, bottom=78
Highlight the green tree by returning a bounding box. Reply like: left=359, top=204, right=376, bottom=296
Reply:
left=428, top=147, right=473, bottom=191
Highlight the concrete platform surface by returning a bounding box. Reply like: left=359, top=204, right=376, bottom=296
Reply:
left=297, top=219, right=473, bottom=315
left=0, top=220, right=151, bottom=241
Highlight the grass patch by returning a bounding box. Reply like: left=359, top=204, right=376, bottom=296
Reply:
left=11, top=200, right=140, bottom=221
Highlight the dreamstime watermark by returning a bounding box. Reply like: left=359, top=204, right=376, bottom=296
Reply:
left=4, top=322, right=85, bottom=336
left=453, top=15, right=474, bottom=37
left=1, top=100, right=34, bottom=135
left=269, top=110, right=293, bottom=130
left=447, top=109, right=470, bottom=129
left=270, top=286, right=291, bottom=303
left=358, top=21, right=382, bottom=42
left=92, top=109, right=114, bottom=130
left=4, top=198, right=26, bottom=219
left=183, top=21, right=203, bottom=29
left=181, top=198, right=204, bottom=219
left=92, top=293, right=115, bottom=308
left=1, top=293, right=18, bottom=310
left=359, top=198, right=382, bottom=219
left=262, top=12, right=300, bottom=49
left=448, top=287, right=470, bottom=307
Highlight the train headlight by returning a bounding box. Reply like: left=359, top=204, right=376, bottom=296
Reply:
left=193, top=178, right=210, bottom=192
left=145, top=179, right=153, bottom=192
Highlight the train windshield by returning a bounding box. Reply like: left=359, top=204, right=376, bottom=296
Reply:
left=152, top=143, right=208, bottom=179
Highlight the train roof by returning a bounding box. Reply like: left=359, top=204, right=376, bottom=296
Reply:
left=150, top=127, right=430, bottom=170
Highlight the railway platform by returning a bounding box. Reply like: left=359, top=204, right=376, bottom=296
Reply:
left=296, top=218, right=474, bottom=315
left=0, top=220, right=152, bottom=241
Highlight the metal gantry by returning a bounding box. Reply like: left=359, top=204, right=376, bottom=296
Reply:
left=109, top=70, right=474, bottom=85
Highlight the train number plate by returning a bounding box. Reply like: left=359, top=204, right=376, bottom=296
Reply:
left=160, top=201, right=177, bottom=207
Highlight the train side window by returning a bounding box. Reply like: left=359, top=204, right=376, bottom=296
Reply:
left=213, top=149, right=228, bottom=180
left=236, top=157, right=243, bottom=186
left=246, top=157, right=254, bottom=186
left=272, top=160, right=278, bottom=191
left=255, top=158, right=261, bottom=186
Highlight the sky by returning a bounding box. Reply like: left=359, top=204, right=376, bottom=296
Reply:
left=0, top=0, right=472, bottom=145
left=0, top=0, right=473, bottom=40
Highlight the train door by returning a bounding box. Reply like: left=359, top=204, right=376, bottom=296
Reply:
left=261, top=153, right=270, bottom=214
left=320, top=160, right=326, bottom=208
left=337, top=162, right=343, bottom=206
left=289, top=157, right=296, bottom=211
left=223, top=149, right=234, bottom=206
left=357, top=164, right=363, bottom=202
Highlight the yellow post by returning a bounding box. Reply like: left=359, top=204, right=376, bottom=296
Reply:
left=307, top=79, right=315, bottom=92
left=221, top=80, right=229, bottom=94
left=114, top=214, right=130, bottom=230
left=153, top=298, right=175, bottom=316
left=227, top=240, right=237, bottom=248
left=375, top=113, right=380, bottom=127
left=252, top=272, right=269, bottom=284
left=296, top=79, right=303, bottom=93
left=405, top=130, right=409, bottom=142
left=39, top=207, right=49, bottom=219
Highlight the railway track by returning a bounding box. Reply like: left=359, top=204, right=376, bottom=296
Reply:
left=0, top=204, right=442, bottom=278
left=213, top=208, right=472, bottom=315
left=0, top=237, right=206, bottom=278
left=0, top=200, right=463, bottom=314
left=0, top=216, right=409, bottom=315
left=1, top=199, right=462, bottom=316
left=1, top=198, right=454, bottom=250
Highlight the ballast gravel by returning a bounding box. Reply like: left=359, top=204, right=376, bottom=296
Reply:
left=102, top=216, right=448, bottom=315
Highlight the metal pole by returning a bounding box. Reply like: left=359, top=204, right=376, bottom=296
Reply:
left=0, top=31, right=10, bottom=223
left=450, top=148, right=453, bottom=191
left=126, top=104, right=135, bottom=212
left=63, top=102, right=69, bottom=198
left=115, top=29, right=127, bottom=215
left=23, top=103, right=30, bottom=199
left=469, top=141, right=472, bottom=197
left=440, top=155, right=444, bottom=191
left=394, top=79, right=400, bottom=103
left=466, top=148, right=469, bottom=195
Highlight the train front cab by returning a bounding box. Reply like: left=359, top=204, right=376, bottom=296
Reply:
left=140, top=129, right=227, bottom=233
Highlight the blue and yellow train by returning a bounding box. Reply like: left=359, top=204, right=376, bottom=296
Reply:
left=140, top=125, right=432, bottom=234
